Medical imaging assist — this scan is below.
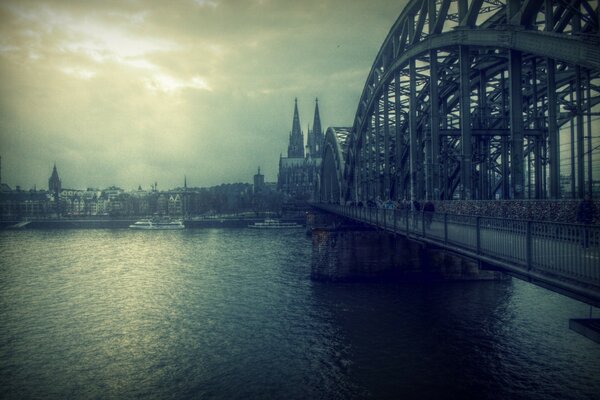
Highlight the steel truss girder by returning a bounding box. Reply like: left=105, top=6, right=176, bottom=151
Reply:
left=345, top=0, right=600, bottom=202
left=358, top=29, right=599, bottom=134
left=319, top=128, right=351, bottom=203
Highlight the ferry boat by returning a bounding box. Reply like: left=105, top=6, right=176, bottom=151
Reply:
left=129, top=218, right=185, bottom=230
left=248, top=219, right=303, bottom=229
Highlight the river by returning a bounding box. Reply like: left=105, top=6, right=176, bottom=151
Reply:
left=0, top=229, right=598, bottom=399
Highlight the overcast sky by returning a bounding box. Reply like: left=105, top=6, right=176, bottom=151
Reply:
left=0, top=0, right=407, bottom=190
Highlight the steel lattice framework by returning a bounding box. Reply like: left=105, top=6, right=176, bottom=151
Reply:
left=337, top=0, right=600, bottom=203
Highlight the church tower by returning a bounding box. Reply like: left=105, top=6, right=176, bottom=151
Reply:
left=48, top=163, right=61, bottom=215
left=48, top=163, right=61, bottom=194
left=253, top=166, right=265, bottom=194
left=287, top=98, right=305, bottom=158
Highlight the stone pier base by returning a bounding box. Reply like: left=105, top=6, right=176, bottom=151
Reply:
left=311, top=228, right=503, bottom=282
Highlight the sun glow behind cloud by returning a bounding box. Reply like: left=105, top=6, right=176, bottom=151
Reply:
left=193, top=0, right=219, bottom=8
left=3, top=2, right=193, bottom=91
left=145, top=74, right=212, bottom=94
left=60, top=66, right=96, bottom=80
left=0, top=0, right=405, bottom=189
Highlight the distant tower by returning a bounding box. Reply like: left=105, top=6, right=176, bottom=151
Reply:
left=254, top=166, right=265, bottom=194
left=287, top=98, right=305, bottom=158
left=183, top=175, right=189, bottom=218
left=48, top=163, right=61, bottom=194
left=48, top=163, right=61, bottom=215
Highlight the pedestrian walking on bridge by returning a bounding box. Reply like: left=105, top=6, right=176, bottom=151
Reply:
left=577, top=195, right=596, bottom=248
left=424, top=200, right=435, bottom=229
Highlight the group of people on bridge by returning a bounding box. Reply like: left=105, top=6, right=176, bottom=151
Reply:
left=339, top=196, right=597, bottom=226
left=349, top=198, right=435, bottom=214
left=347, top=198, right=436, bottom=227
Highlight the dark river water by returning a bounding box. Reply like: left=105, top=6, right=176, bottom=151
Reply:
left=0, top=229, right=598, bottom=399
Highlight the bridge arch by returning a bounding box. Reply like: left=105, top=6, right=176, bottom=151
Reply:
left=344, top=0, right=599, bottom=203
left=319, top=127, right=351, bottom=204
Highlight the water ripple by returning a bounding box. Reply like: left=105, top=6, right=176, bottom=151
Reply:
left=0, top=229, right=599, bottom=399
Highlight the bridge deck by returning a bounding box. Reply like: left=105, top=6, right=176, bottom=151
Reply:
left=314, top=204, right=600, bottom=307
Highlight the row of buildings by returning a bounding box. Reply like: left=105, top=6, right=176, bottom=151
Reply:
left=0, top=165, right=279, bottom=219
left=0, top=183, right=187, bottom=219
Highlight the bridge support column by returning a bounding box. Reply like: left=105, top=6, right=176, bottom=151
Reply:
left=311, top=228, right=420, bottom=281
left=310, top=222, right=504, bottom=282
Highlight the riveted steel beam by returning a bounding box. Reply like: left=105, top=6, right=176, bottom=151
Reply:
left=409, top=57, right=420, bottom=200
left=459, top=45, right=473, bottom=199
left=509, top=49, right=525, bottom=199
left=429, top=49, right=440, bottom=199
left=355, top=28, right=600, bottom=134
left=546, top=58, right=560, bottom=198
left=343, top=0, right=599, bottom=204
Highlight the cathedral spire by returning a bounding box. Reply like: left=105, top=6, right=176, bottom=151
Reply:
left=313, top=98, right=321, bottom=137
left=287, top=98, right=305, bottom=158
left=291, top=98, right=301, bottom=137
left=310, top=98, right=323, bottom=157
left=306, top=123, right=312, bottom=157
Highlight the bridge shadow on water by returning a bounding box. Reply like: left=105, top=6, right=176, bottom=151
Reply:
left=308, top=277, right=600, bottom=400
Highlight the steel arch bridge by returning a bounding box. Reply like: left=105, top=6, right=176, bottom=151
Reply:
left=320, top=0, right=599, bottom=204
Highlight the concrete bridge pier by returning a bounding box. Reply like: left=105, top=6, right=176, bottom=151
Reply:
left=309, top=212, right=503, bottom=282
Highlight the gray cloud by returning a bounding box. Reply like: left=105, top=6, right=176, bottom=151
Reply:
left=0, top=0, right=407, bottom=190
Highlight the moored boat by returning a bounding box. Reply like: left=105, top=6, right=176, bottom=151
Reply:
left=248, top=219, right=303, bottom=229
left=129, top=218, right=185, bottom=230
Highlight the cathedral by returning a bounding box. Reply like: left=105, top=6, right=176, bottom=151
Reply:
left=277, top=98, right=324, bottom=201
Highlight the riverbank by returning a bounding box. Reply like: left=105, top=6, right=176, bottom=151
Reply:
left=0, top=217, right=306, bottom=230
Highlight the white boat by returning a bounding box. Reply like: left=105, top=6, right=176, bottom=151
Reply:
left=248, top=219, right=303, bottom=229
left=129, top=218, right=185, bottom=230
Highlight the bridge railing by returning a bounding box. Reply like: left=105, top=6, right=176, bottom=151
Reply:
left=315, top=204, right=600, bottom=287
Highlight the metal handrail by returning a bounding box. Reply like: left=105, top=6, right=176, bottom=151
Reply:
left=313, top=204, right=600, bottom=289
left=317, top=203, right=597, bottom=229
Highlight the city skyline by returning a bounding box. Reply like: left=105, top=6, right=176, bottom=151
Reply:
left=0, top=0, right=406, bottom=190
left=1, top=158, right=268, bottom=192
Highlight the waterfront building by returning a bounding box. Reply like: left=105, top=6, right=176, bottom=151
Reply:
left=103, top=186, right=124, bottom=200
left=157, top=193, right=168, bottom=215
left=264, top=182, right=277, bottom=192
left=94, top=194, right=108, bottom=215
left=0, top=189, right=50, bottom=219
left=168, top=194, right=182, bottom=215
left=277, top=98, right=324, bottom=201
